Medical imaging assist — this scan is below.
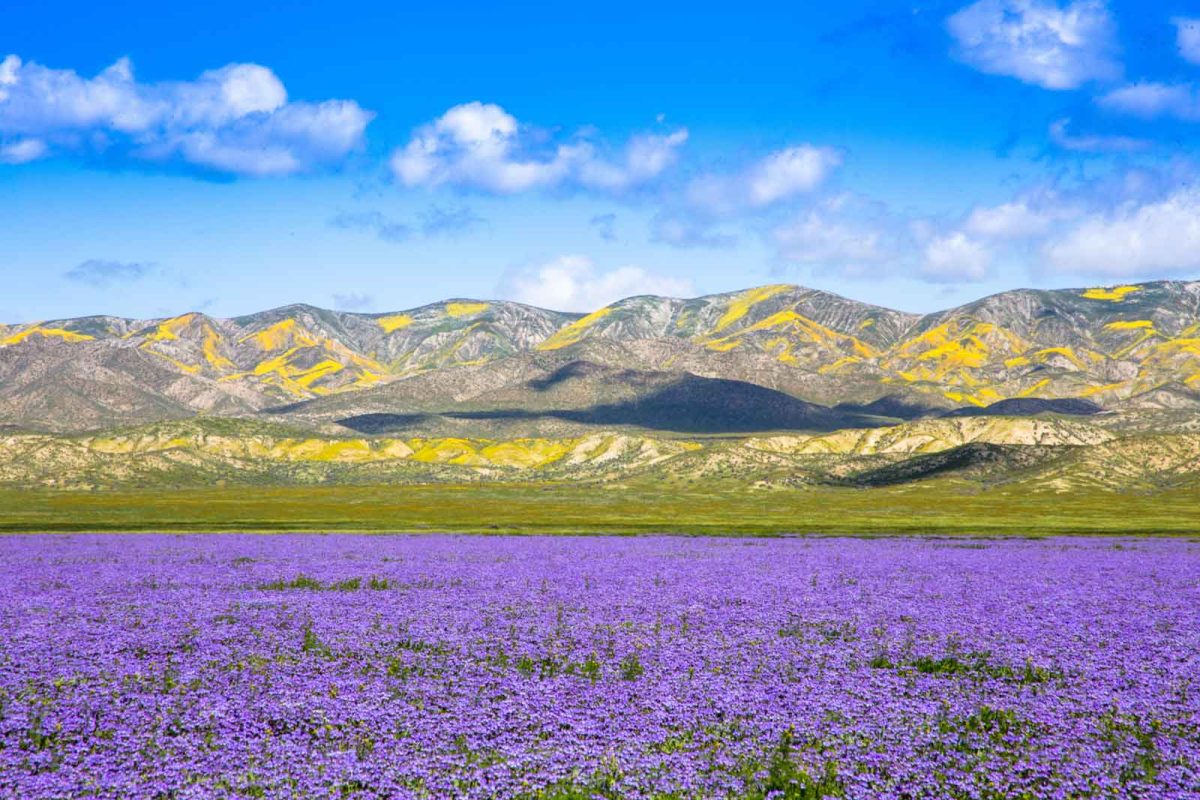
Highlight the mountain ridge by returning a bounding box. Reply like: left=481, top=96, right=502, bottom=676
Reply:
left=3, top=279, right=1200, bottom=433
left=14, top=278, right=1199, bottom=334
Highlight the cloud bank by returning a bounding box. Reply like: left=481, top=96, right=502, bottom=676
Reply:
left=1042, top=190, right=1200, bottom=277
left=0, top=55, right=372, bottom=175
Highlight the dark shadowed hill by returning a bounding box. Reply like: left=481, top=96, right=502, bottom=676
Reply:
left=335, top=362, right=884, bottom=435
left=942, top=398, right=1105, bottom=418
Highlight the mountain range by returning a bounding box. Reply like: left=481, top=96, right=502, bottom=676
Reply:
left=4, top=279, right=1200, bottom=492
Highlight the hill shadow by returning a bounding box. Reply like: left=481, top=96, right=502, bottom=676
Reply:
left=335, top=373, right=887, bottom=435
left=941, top=398, right=1103, bottom=418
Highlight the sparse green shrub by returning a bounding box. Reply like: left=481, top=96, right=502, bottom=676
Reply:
left=619, top=653, right=644, bottom=681
left=258, top=575, right=323, bottom=591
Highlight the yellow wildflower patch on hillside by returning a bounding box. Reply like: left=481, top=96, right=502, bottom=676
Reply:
left=147, top=314, right=198, bottom=342
left=712, top=285, right=792, bottom=333
left=1081, top=382, right=1126, bottom=397
left=202, top=326, right=236, bottom=372
left=479, top=439, right=571, bottom=468
left=1082, top=285, right=1140, bottom=301
left=446, top=302, right=489, bottom=318
left=704, top=309, right=877, bottom=359
left=142, top=348, right=201, bottom=374
left=917, top=339, right=988, bottom=369
left=1018, top=378, right=1050, bottom=397
left=1152, top=338, right=1200, bottom=357
left=409, top=438, right=487, bottom=466
left=537, top=307, right=613, bottom=351
left=1104, top=320, right=1154, bottom=331
left=242, top=319, right=319, bottom=351
left=376, top=314, right=414, bottom=333
left=0, top=326, right=95, bottom=346
left=1034, top=347, right=1087, bottom=369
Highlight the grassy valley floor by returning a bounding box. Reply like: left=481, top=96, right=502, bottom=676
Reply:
left=1, top=482, right=1197, bottom=535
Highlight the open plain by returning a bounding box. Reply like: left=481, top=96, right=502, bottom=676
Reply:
left=2, top=534, right=1198, bottom=798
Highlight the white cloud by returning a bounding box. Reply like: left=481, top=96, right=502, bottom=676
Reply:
left=1042, top=190, right=1200, bottom=276
left=772, top=210, right=886, bottom=270
left=0, top=55, right=21, bottom=102
left=498, top=255, right=694, bottom=311
left=965, top=200, right=1054, bottom=238
left=747, top=147, right=844, bottom=206
left=577, top=130, right=689, bottom=192
left=0, top=137, right=45, bottom=164
left=922, top=233, right=992, bottom=282
left=0, top=55, right=372, bottom=175
left=1174, top=17, right=1200, bottom=65
left=685, top=145, right=842, bottom=216
left=1097, top=82, right=1200, bottom=122
left=1048, top=117, right=1149, bottom=151
left=946, top=0, right=1120, bottom=90
left=390, top=102, right=687, bottom=194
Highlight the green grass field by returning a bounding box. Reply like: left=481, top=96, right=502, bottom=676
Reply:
left=1, top=482, right=1196, bottom=535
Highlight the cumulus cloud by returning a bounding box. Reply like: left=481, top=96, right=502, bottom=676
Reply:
left=497, top=255, right=694, bottom=312
left=685, top=145, right=843, bottom=217
left=1042, top=190, right=1200, bottom=276
left=390, top=101, right=687, bottom=194
left=946, top=0, right=1120, bottom=90
left=0, top=54, right=372, bottom=175
left=1048, top=117, right=1149, bottom=151
left=63, top=259, right=157, bottom=287
left=1175, top=17, right=1200, bottom=65
left=1097, top=82, right=1200, bottom=122
left=746, top=147, right=844, bottom=206
left=922, top=233, right=992, bottom=282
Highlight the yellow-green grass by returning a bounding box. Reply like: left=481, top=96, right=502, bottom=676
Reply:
left=0, top=483, right=1197, bottom=536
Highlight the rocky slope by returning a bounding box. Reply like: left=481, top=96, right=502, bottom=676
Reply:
left=3, top=280, right=1200, bottom=433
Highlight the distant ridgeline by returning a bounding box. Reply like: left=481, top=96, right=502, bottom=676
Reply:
left=1, top=280, right=1199, bottom=434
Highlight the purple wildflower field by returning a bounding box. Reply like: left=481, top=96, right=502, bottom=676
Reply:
left=1, top=535, right=1198, bottom=799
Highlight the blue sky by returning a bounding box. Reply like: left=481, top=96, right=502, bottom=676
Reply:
left=2, top=0, right=1199, bottom=321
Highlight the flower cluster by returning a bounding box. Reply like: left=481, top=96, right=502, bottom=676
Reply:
left=1, top=535, right=1197, bottom=798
